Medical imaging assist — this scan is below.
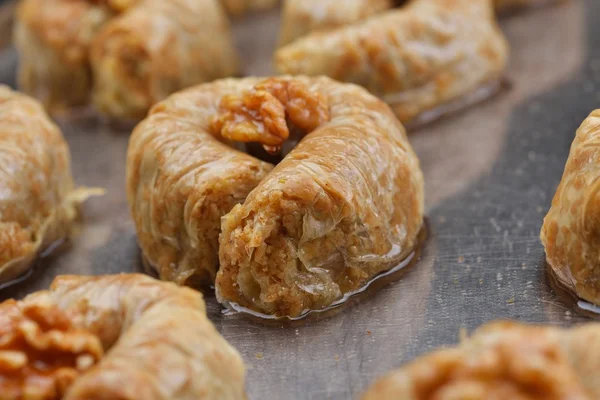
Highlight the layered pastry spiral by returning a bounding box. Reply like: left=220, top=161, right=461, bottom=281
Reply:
left=541, top=110, right=600, bottom=306
left=14, top=0, right=239, bottom=118
left=275, top=0, right=509, bottom=125
left=126, top=76, right=424, bottom=317
left=363, top=321, right=600, bottom=399
left=0, top=274, right=247, bottom=400
left=0, top=86, right=96, bottom=284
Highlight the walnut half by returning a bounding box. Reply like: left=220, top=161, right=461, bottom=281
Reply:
left=0, top=294, right=103, bottom=400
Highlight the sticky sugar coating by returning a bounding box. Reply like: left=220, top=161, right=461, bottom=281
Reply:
left=541, top=110, right=600, bottom=306
left=0, top=86, right=96, bottom=284
left=278, top=0, right=393, bottom=46
left=363, top=321, right=600, bottom=400
left=0, top=274, right=247, bottom=400
left=14, top=0, right=239, bottom=118
left=275, top=0, right=509, bottom=125
left=127, top=76, right=424, bottom=318
left=213, top=76, right=424, bottom=317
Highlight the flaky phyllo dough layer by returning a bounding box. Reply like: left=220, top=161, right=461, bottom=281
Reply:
left=0, top=274, right=247, bottom=400
left=541, top=110, right=600, bottom=306
left=278, top=0, right=393, bottom=46
left=362, top=321, right=600, bottom=400
left=275, top=0, right=509, bottom=125
left=0, top=86, right=97, bottom=284
left=14, top=0, right=239, bottom=118
left=127, top=76, right=424, bottom=317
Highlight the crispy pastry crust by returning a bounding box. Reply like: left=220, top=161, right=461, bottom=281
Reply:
left=0, top=274, right=247, bottom=400
left=278, top=0, right=392, bottom=47
left=91, top=0, right=240, bottom=119
left=275, top=0, right=509, bottom=124
left=362, top=321, right=600, bottom=400
left=541, top=110, right=600, bottom=305
left=14, top=0, right=239, bottom=118
left=126, top=79, right=274, bottom=286
left=214, top=77, right=424, bottom=317
left=14, top=0, right=111, bottom=111
left=0, top=86, right=94, bottom=284
left=127, top=76, right=423, bottom=318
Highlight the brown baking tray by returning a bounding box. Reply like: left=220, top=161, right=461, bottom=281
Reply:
left=0, top=1, right=597, bottom=398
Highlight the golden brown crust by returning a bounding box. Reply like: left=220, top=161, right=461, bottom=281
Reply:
left=14, top=0, right=111, bottom=110
left=0, top=86, right=94, bottom=284
left=1, top=274, right=247, bottom=400
left=278, top=0, right=392, bottom=46
left=91, top=0, right=240, bottom=119
left=126, top=79, right=274, bottom=286
left=541, top=110, right=600, bottom=306
left=214, top=76, right=424, bottom=317
left=362, top=321, right=598, bottom=400
left=14, top=0, right=239, bottom=118
left=127, top=76, right=423, bottom=317
left=275, top=0, right=509, bottom=124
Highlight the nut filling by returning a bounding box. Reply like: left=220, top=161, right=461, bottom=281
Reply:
left=212, top=78, right=330, bottom=154
left=0, top=296, right=103, bottom=400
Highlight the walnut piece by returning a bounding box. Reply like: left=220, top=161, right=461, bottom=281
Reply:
left=0, top=294, right=103, bottom=400
left=363, top=322, right=592, bottom=400
left=211, top=78, right=330, bottom=153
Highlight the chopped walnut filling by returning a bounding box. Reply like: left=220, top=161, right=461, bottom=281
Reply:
left=211, top=78, right=330, bottom=154
left=0, top=295, right=103, bottom=400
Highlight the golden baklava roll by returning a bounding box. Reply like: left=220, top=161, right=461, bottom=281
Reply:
left=126, top=79, right=274, bottom=286
left=14, top=0, right=111, bottom=111
left=91, top=0, right=240, bottom=119
left=362, top=321, right=600, bottom=399
left=0, top=274, right=247, bottom=400
left=541, top=110, right=600, bottom=306
left=0, top=86, right=96, bottom=284
left=275, top=0, right=509, bottom=125
left=221, top=0, right=279, bottom=15
left=215, top=76, right=424, bottom=317
left=127, top=76, right=424, bottom=318
left=278, top=0, right=393, bottom=46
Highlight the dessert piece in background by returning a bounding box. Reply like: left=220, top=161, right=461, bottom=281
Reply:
left=0, top=86, right=100, bottom=284
left=278, top=0, right=392, bottom=46
left=214, top=76, right=424, bottom=318
left=14, top=0, right=239, bottom=119
left=91, top=0, right=239, bottom=119
left=541, top=110, right=600, bottom=307
left=275, top=0, right=509, bottom=126
left=363, top=321, right=600, bottom=400
left=0, top=274, right=247, bottom=400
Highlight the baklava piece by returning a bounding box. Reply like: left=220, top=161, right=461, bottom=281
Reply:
left=0, top=86, right=97, bottom=284
left=14, top=0, right=239, bottom=119
left=126, top=76, right=424, bottom=318
left=0, top=274, right=247, bottom=400
left=275, top=0, right=509, bottom=125
left=363, top=321, right=600, bottom=400
left=541, top=110, right=600, bottom=306
left=278, top=0, right=392, bottom=46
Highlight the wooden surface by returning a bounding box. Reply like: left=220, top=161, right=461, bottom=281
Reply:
left=1, top=1, right=599, bottom=399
